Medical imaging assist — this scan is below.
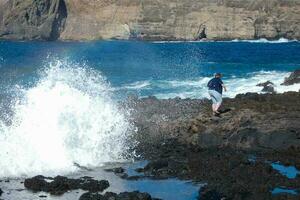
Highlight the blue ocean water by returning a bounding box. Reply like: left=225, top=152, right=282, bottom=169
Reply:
left=0, top=40, right=300, bottom=99
left=0, top=40, right=300, bottom=199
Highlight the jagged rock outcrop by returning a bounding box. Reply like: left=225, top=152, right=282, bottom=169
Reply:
left=0, top=0, right=67, bottom=40
left=24, top=175, right=109, bottom=195
left=256, top=81, right=275, bottom=93
left=1, top=0, right=300, bottom=41
left=281, top=69, right=300, bottom=86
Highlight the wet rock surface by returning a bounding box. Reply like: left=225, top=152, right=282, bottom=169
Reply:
left=24, top=175, right=109, bottom=195
left=133, top=141, right=300, bottom=200
left=126, top=91, right=300, bottom=199
left=79, top=191, right=161, bottom=200
left=281, top=69, right=300, bottom=86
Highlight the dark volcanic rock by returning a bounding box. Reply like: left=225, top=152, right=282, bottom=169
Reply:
left=256, top=81, right=274, bottom=87
left=79, top=191, right=160, bottom=200
left=262, top=85, right=275, bottom=93
left=281, top=69, right=300, bottom=86
left=105, top=167, right=125, bottom=174
left=24, top=175, right=109, bottom=195
left=137, top=143, right=300, bottom=200
left=126, top=91, right=300, bottom=200
left=198, top=186, right=225, bottom=200
left=0, top=188, right=3, bottom=196
left=130, top=92, right=300, bottom=150
left=257, top=81, right=275, bottom=93
left=0, top=0, right=67, bottom=40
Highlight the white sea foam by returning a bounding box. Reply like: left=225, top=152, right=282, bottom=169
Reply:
left=152, top=71, right=300, bottom=99
left=122, top=81, right=151, bottom=90
left=231, top=38, right=298, bottom=43
left=152, top=38, right=298, bottom=44
left=0, top=60, right=133, bottom=178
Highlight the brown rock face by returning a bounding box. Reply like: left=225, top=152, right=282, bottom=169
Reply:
left=0, top=0, right=67, bottom=40
left=1, top=0, right=300, bottom=41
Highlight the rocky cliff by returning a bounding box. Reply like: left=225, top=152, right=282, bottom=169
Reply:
left=0, top=0, right=67, bottom=40
left=1, top=0, right=300, bottom=41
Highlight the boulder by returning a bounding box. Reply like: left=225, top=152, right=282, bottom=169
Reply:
left=256, top=81, right=275, bottom=93
left=256, top=81, right=274, bottom=87
left=261, top=85, right=275, bottom=93
left=104, top=167, right=125, bottom=174
left=281, top=69, right=300, bottom=86
left=24, top=175, right=109, bottom=195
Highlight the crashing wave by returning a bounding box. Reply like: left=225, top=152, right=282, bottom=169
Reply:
left=0, top=60, right=133, bottom=178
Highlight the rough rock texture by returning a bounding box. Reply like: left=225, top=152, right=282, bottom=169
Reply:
left=79, top=191, right=161, bottom=200
left=1, top=0, right=300, bottom=40
left=24, top=175, right=109, bottom=195
left=0, top=0, right=67, bottom=40
left=281, top=69, right=300, bottom=86
left=257, top=81, right=275, bottom=93
left=131, top=140, right=300, bottom=200
left=129, top=92, right=300, bottom=151
left=125, top=91, right=300, bottom=199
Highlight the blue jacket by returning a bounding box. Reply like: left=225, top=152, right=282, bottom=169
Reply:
left=207, top=77, right=223, bottom=94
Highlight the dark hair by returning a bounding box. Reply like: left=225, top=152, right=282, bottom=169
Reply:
left=214, top=73, right=222, bottom=77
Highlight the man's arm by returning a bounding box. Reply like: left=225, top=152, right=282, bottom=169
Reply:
left=222, top=84, right=227, bottom=92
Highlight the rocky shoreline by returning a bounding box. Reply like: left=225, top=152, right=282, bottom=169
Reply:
left=125, top=90, right=300, bottom=199
left=1, top=72, right=300, bottom=199
left=1, top=92, right=298, bottom=200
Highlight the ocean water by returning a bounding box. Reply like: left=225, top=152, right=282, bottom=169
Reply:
left=1, top=40, right=300, bottom=100
left=0, top=40, right=300, bottom=178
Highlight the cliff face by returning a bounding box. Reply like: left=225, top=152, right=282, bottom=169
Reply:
left=1, top=0, right=300, bottom=41
left=0, top=0, right=67, bottom=40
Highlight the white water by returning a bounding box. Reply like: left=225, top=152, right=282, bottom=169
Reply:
left=120, top=71, right=300, bottom=99
left=152, top=38, right=298, bottom=44
left=231, top=38, right=298, bottom=43
left=0, top=61, right=133, bottom=178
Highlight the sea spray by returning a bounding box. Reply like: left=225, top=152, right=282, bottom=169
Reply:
left=0, top=60, right=133, bottom=178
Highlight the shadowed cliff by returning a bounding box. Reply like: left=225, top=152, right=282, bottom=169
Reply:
left=0, top=0, right=67, bottom=40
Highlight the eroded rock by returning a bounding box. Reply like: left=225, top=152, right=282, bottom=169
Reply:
left=281, top=69, right=300, bottom=86
left=0, top=0, right=67, bottom=40
left=1, top=0, right=300, bottom=41
left=257, top=81, right=275, bottom=93
left=79, top=191, right=161, bottom=200
left=24, top=175, right=109, bottom=195
left=127, top=91, right=300, bottom=199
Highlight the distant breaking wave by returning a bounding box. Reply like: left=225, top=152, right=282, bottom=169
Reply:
left=231, top=38, right=298, bottom=43
left=152, top=38, right=298, bottom=44
left=0, top=60, right=133, bottom=178
left=118, top=71, right=300, bottom=99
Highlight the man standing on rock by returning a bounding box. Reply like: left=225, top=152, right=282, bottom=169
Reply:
left=207, top=73, right=227, bottom=116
